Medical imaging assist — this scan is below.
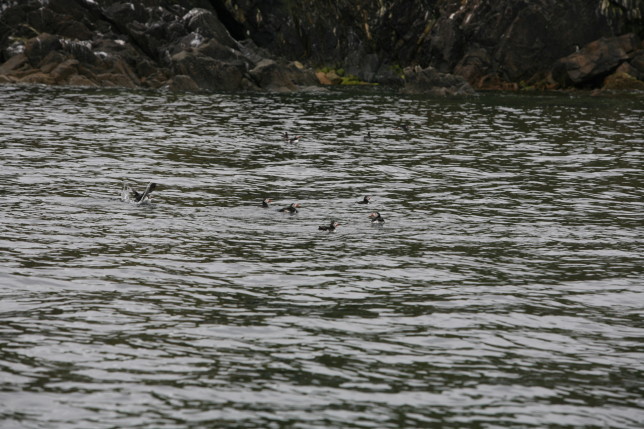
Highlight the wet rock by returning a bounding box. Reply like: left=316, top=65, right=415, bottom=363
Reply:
left=68, top=74, right=96, bottom=87
left=183, top=8, right=236, bottom=48
left=0, top=0, right=637, bottom=92
left=250, top=59, right=317, bottom=91
left=316, top=71, right=334, bottom=85
left=402, top=66, right=475, bottom=96
left=629, top=50, right=644, bottom=77
left=19, top=71, right=56, bottom=85
left=0, top=53, right=28, bottom=75
left=615, top=61, right=642, bottom=80
left=169, top=74, right=200, bottom=92
left=603, top=72, right=644, bottom=90
left=551, top=34, right=640, bottom=87
left=24, top=34, right=62, bottom=66
left=426, top=0, right=608, bottom=87
left=50, top=58, right=79, bottom=83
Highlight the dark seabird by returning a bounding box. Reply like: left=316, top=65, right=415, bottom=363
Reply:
left=278, top=203, right=301, bottom=213
left=369, top=212, right=385, bottom=223
left=318, top=221, right=340, bottom=232
left=357, top=195, right=372, bottom=204
left=262, top=198, right=273, bottom=208
left=122, top=182, right=156, bottom=205
left=395, top=123, right=412, bottom=134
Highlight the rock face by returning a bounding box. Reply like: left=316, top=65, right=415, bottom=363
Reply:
left=550, top=33, right=644, bottom=88
left=0, top=0, right=316, bottom=91
left=0, top=0, right=642, bottom=92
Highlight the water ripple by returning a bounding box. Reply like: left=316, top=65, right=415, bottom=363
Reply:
left=1, top=86, right=643, bottom=428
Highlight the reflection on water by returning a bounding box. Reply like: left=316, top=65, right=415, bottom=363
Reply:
left=1, top=85, right=643, bottom=428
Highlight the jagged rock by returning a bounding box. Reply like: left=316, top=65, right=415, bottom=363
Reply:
left=426, top=0, right=608, bottom=87
left=551, top=34, right=640, bottom=87
left=615, top=61, right=642, bottom=80
left=0, top=0, right=640, bottom=92
left=50, top=58, right=79, bottom=83
left=24, top=34, right=62, bottom=66
left=603, top=72, right=644, bottom=90
left=249, top=59, right=315, bottom=91
left=0, top=53, right=28, bottom=75
left=68, top=74, right=96, bottom=87
left=183, top=8, right=236, bottom=48
left=403, top=66, right=475, bottom=96
left=19, top=71, right=56, bottom=85
left=630, top=50, right=644, bottom=77
left=316, top=71, right=333, bottom=85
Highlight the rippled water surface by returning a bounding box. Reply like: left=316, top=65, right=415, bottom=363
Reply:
left=1, top=85, right=643, bottom=428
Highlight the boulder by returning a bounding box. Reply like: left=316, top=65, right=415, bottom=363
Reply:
left=50, top=58, right=80, bottom=83
left=629, top=50, right=644, bottom=77
left=68, top=74, right=97, bottom=87
left=249, top=59, right=317, bottom=92
left=169, top=74, right=200, bottom=91
left=551, top=33, right=640, bottom=87
left=24, top=34, right=62, bottom=66
left=19, top=71, right=56, bottom=85
left=183, top=8, right=236, bottom=48
left=0, top=53, right=29, bottom=75
left=603, top=72, right=644, bottom=90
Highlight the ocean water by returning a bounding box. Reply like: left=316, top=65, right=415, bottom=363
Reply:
left=1, top=85, right=643, bottom=428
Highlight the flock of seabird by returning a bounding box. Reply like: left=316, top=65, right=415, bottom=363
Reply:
left=120, top=127, right=401, bottom=231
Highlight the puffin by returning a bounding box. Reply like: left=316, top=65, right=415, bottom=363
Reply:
left=282, top=132, right=302, bottom=143
left=357, top=195, right=372, bottom=204
left=369, top=212, right=385, bottom=223
left=262, top=198, right=273, bottom=208
left=318, top=220, right=340, bottom=231
left=395, top=123, right=412, bottom=135
left=278, top=203, right=301, bottom=213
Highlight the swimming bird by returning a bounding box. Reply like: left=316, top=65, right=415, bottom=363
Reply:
left=395, top=123, right=412, bottom=134
left=282, top=132, right=302, bottom=143
left=122, top=182, right=156, bottom=204
left=369, top=212, right=385, bottom=223
left=262, top=198, right=273, bottom=208
left=357, top=195, right=372, bottom=204
left=318, top=220, right=340, bottom=231
left=363, top=131, right=372, bottom=142
left=278, top=203, right=301, bottom=213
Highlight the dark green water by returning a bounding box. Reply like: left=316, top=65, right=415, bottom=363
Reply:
left=0, top=85, right=643, bottom=428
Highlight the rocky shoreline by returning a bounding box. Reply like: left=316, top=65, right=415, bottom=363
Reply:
left=0, top=0, right=642, bottom=94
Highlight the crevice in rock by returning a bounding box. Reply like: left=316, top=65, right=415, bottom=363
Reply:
left=208, top=0, right=246, bottom=41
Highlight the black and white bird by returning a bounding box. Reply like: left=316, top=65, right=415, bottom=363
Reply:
left=357, top=195, right=372, bottom=204
left=262, top=198, right=273, bottom=208
left=318, top=220, right=340, bottom=232
left=278, top=203, right=301, bottom=214
left=122, top=182, right=156, bottom=205
left=282, top=132, right=302, bottom=143
left=369, top=212, right=385, bottom=223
